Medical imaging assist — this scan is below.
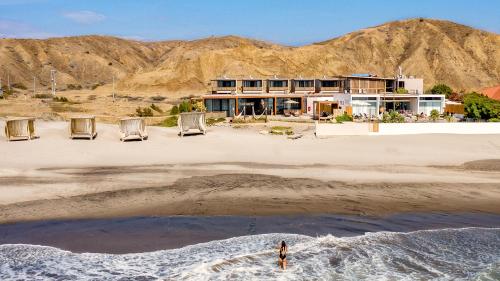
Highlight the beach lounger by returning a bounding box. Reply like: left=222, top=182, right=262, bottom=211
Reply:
left=119, top=117, right=148, bottom=141
left=284, top=109, right=292, bottom=117
left=4, top=117, right=37, bottom=141
left=69, top=115, right=97, bottom=140
left=178, top=112, right=207, bottom=137
left=292, top=110, right=301, bottom=117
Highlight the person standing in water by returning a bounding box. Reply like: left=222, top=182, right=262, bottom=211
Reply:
left=278, top=241, right=288, bottom=270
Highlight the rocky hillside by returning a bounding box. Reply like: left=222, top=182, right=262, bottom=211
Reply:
left=0, top=18, right=499, bottom=95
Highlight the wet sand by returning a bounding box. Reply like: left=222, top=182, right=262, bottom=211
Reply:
left=0, top=165, right=500, bottom=223
left=1, top=213, right=499, bottom=254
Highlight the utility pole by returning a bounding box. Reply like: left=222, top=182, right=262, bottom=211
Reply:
left=33, top=76, right=36, bottom=96
left=7, top=72, right=11, bottom=91
left=50, top=70, right=57, bottom=96
left=112, top=75, right=115, bottom=102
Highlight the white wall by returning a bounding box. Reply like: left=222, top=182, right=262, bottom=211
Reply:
left=399, top=78, right=424, bottom=94
left=376, top=122, right=500, bottom=135
left=315, top=122, right=500, bottom=137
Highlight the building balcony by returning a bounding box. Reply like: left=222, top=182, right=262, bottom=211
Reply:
left=294, top=87, right=315, bottom=92
left=319, top=87, right=341, bottom=92
left=268, top=86, right=289, bottom=92
left=212, top=87, right=237, bottom=93
left=242, top=87, right=263, bottom=93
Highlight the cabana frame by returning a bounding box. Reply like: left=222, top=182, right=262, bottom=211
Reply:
left=4, top=117, right=37, bottom=141
left=119, top=117, right=148, bottom=141
left=178, top=112, right=207, bottom=137
left=69, top=116, right=97, bottom=140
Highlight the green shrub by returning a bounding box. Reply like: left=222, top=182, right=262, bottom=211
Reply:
left=206, top=117, right=226, bottom=126
left=335, top=113, right=353, bottom=123
left=150, top=103, right=163, bottom=113
left=488, top=118, right=500, bottom=122
left=382, top=111, right=405, bottom=123
left=463, top=92, right=500, bottom=120
left=178, top=100, right=191, bottom=113
left=170, top=105, right=179, bottom=115
left=136, top=107, right=154, bottom=117
left=430, top=109, right=440, bottom=122
left=159, top=116, right=178, bottom=127
left=396, top=88, right=408, bottom=94
left=430, top=84, right=453, bottom=98
left=270, top=126, right=293, bottom=135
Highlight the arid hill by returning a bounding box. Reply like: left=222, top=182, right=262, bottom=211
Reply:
left=1, top=18, right=499, bottom=96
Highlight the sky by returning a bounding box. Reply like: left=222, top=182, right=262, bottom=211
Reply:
left=0, top=0, right=499, bottom=45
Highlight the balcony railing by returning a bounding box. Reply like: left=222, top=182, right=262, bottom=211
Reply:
left=319, top=87, right=341, bottom=92
left=268, top=86, right=288, bottom=91
left=294, top=87, right=315, bottom=92
left=212, top=87, right=237, bottom=92
left=242, top=87, right=263, bottom=92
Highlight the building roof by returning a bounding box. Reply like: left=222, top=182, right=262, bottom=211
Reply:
left=482, top=85, right=500, bottom=101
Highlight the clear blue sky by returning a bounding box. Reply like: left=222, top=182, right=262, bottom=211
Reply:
left=0, top=0, right=499, bottom=45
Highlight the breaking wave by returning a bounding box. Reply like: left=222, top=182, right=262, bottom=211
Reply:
left=1, top=227, right=499, bottom=280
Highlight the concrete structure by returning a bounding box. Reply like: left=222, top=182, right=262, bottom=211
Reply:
left=204, top=73, right=445, bottom=117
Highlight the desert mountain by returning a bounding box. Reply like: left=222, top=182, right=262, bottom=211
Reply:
left=0, top=18, right=499, bottom=95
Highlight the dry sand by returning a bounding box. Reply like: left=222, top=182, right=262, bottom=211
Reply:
left=0, top=120, right=499, bottom=223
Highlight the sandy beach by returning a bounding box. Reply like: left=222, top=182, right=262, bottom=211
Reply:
left=0, top=120, right=499, bottom=223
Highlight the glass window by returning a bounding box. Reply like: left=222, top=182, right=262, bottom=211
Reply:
left=296, top=80, right=314, bottom=87
left=270, top=80, right=287, bottom=88
left=218, top=80, right=236, bottom=87
left=322, top=81, right=339, bottom=87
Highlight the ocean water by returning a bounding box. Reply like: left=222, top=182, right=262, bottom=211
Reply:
left=0, top=227, right=499, bottom=280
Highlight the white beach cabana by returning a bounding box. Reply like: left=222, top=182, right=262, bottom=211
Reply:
left=119, top=117, right=148, bottom=141
left=69, top=115, right=97, bottom=140
left=178, top=112, right=207, bottom=137
left=4, top=117, right=37, bottom=141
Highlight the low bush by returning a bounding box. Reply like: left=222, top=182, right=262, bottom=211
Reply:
left=488, top=118, right=500, bottom=122
left=53, top=96, right=69, bottom=103
left=382, top=111, right=405, bottom=123
left=170, top=105, right=179, bottom=115
left=270, top=126, right=293, bottom=135
left=150, top=103, right=163, bottom=113
left=159, top=116, right=178, bottom=127
left=335, top=113, right=353, bottom=123
left=34, top=93, right=53, bottom=99
left=136, top=107, right=154, bottom=117
left=12, top=83, right=27, bottom=90
left=150, top=95, right=166, bottom=102
left=430, top=109, right=440, bottom=122
left=206, top=117, right=226, bottom=126
left=67, top=84, right=82, bottom=90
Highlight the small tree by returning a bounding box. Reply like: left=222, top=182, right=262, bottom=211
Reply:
left=170, top=105, right=179, bottom=115
left=430, top=109, right=440, bottom=122
left=430, top=84, right=453, bottom=98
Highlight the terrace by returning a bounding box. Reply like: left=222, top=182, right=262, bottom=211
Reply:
left=211, top=79, right=237, bottom=94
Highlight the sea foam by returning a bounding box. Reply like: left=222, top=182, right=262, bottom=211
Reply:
left=0, top=227, right=499, bottom=280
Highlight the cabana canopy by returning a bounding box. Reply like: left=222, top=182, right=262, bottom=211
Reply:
left=69, top=115, right=97, bottom=140
left=178, top=112, right=207, bottom=137
left=119, top=117, right=148, bottom=141
left=4, top=117, right=37, bottom=141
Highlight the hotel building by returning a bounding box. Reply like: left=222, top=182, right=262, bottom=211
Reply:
left=202, top=73, right=445, bottom=118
